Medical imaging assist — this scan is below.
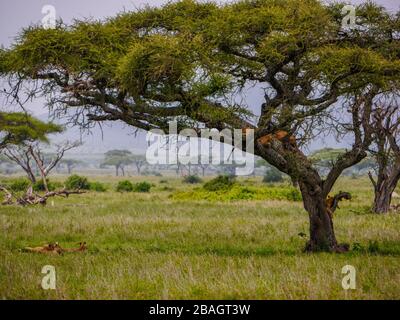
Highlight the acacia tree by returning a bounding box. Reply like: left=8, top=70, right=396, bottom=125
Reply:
left=1, top=0, right=399, bottom=251
left=3, top=141, right=81, bottom=189
left=131, top=154, right=147, bottom=175
left=0, top=111, right=61, bottom=149
left=0, top=111, right=83, bottom=204
left=59, top=158, right=82, bottom=174
left=101, top=149, right=133, bottom=176
left=0, top=111, right=62, bottom=184
left=368, top=100, right=400, bottom=213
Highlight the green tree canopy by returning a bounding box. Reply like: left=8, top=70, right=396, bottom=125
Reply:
left=0, top=112, right=62, bottom=148
left=101, top=149, right=133, bottom=176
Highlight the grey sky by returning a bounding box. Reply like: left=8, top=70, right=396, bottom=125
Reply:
left=0, top=0, right=398, bottom=153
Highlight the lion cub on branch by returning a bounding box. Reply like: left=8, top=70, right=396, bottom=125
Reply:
left=242, top=128, right=297, bottom=148
left=257, top=130, right=297, bottom=148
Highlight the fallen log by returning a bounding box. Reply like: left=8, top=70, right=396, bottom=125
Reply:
left=0, top=185, right=85, bottom=206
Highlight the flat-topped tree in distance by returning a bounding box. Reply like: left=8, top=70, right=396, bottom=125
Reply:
left=1, top=0, right=399, bottom=251
left=59, top=158, right=83, bottom=174
left=131, top=154, right=147, bottom=175
left=0, top=112, right=61, bottom=149
left=101, top=150, right=133, bottom=176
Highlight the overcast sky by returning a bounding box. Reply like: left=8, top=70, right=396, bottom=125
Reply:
left=0, top=0, right=398, bottom=153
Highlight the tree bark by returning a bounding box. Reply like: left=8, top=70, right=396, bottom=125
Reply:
left=372, top=177, right=399, bottom=213
left=256, top=140, right=352, bottom=253
left=27, top=171, right=37, bottom=184
left=373, top=189, right=392, bottom=213
left=300, top=183, right=341, bottom=252
left=369, top=166, right=400, bottom=214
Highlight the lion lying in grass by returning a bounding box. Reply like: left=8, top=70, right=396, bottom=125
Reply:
left=22, top=242, right=87, bottom=254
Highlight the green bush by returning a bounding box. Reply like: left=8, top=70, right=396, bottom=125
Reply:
left=65, top=175, right=90, bottom=190
left=89, top=181, right=107, bottom=192
left=263, top=167, right=283, bottom=183
left=116, top=180, right=134, bottom=192
left=9, top=178, right=30, bottom=192
left=183, top=175, right=202, bottom=184
left=203, top=175, right=235, bottom=191
left=172, top=185, right=302, bottom=202
left=33, top=179, right=60, bottom=192
left=133, top=181, right=151, bottom=193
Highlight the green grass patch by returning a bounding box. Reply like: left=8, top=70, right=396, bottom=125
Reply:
left=1, top=175, right=399, bottom=299
left=171, top=184, right=301, bottom=201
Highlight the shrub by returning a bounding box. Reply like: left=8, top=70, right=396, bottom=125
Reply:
left=263, top=167, right=283, bottom=183
left=368, top=240, right=380, bottom=253
left=133, top=181, right=151, bottom=193
left=171, top=185, right=302, bottom=202
left=183, top=175, right=202, bottom=184
left=203, top=175, right=235, bottom=191
left=9, top=178, right=30, bottom=192
left=89, top=181, right=107, bottom=192
left=33, top=179, right=60, bottom=192
left=116, top=180, right=134, bottom=192
left=65, top=175, right=90, bottom=190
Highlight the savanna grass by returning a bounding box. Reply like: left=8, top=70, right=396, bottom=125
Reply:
left=0, top=176, right=399, bottom=299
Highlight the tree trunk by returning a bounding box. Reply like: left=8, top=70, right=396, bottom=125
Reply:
left=27, top=172, right=37, bottom=184
left=115, top=165, right=119, bottom=176
left=372, top=179, right=398, bottom=213
left=370, top=167, right=400, bottom=214
left=373, top=190, right=392, bottom=213
left=300, top=183, right=348, bottom=253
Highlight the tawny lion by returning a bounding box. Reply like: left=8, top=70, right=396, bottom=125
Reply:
left=23, top=242, right=63, bottom=255
left=325, top=192, right=351, bottom=219
left=22, top=241, right=87, bottom=254
left=63, top=242, right=87, bottom=252
left=258, top=130, right=297, bottom=147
